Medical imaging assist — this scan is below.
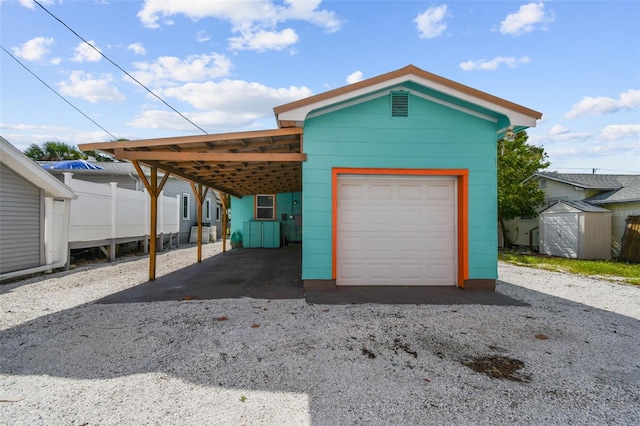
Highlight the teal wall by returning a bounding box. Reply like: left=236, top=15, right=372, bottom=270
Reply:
left=230, top=195, right=254, bottom=237
left=230, top=192, right=302, bottom=241
left=302, top=92, right=501, bottom=281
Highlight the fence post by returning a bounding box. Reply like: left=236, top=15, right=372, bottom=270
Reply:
left=176, top=194, right=181, bottom=248
left=109, top=182, right=117, bottom=261
left=159, top=190, right=165, bottom=251
left=143, top=188, right=149, bottom=254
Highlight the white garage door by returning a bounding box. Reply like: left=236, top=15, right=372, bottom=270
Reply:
left=337, top=175, right=456, bottom=286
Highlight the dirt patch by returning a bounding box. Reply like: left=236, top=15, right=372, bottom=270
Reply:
left=462, top=355, right=531, bottom=382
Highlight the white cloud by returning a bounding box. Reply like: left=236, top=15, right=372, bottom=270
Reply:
left=160, top=79, right=312, bottom=112
left=71, top=41, right=103, bottom=62
left=11, top=37, right=54, bottom=61
left=414, top=5, right=448, bottom=39
left=499, top=2, right=555, bottom=36
left=19, top=0, right=54, bottom=9
left=228, top=28, right=299, bottom=52
left=196, top=31, right=211, bottom=43
left=565, top=89, right=640, bottom=118
left=599, top=124, right=640, bottom=141
left=137, top=0, right=342, bottom=51
left=127, top=42, right=146, bottom=55
left=128, top=109, right=263, bottom=131
left=57, top=71, right=125, bottom=103
left=549, top=125, right=570, bottom=135
left=460, top=56, right=530, bottom=71
left=346, top=71, right=364, bottom=84
left=130, top=53, right=233, bottom=87
left=129, top=79, right=312, bottom=131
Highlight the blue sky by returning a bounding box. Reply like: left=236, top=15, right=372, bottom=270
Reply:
left=1, top=0, right=639, bottom=173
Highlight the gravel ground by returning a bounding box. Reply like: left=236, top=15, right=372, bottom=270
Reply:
left=1, top=242, right=639, bottom=425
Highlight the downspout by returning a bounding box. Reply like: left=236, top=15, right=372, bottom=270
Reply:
left=0, top=261, right=69, bottom=282
left=529, top=226, right=539, bottom=252
left=44, top=197, right=54, bottom=266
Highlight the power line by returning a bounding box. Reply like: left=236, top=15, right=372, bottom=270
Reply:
left=33, top=0, right=209, bottom=135
left=549, top=167, right=639, bottom=174
left=1, top=44, right=118, bottom=141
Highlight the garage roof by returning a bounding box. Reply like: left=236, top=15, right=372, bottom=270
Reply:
left=79, top=127, right=304, bottom=198
left=274, top=64, right=543, bottom=130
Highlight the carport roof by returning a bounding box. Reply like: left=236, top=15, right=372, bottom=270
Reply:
left=79, top=127, right=304, bottom=198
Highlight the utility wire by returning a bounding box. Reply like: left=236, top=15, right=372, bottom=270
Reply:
left=33, top=0, right=209, bottom=135
left=1, top=45, right=118, bottom=141
left=550, top=167, right=639, bottom=174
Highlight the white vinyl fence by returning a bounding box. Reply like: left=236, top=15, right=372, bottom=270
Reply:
left=63, top=173, right=179, bottom=259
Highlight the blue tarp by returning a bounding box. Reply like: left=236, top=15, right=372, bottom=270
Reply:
left=42, top=160, right=103, bottom=170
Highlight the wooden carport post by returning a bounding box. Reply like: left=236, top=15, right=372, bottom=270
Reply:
left=132, top=161, right=170, bottom=281
left=219, top=192, right=228, bottom=253
left=190, top=181, right=209, bottom=263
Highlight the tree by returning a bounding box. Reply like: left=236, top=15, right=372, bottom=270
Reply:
left=24, top=141, right=115, bottom=162
left=498, top=131, right=550, bottom=248
left=24, top=141, right=84, bottom=162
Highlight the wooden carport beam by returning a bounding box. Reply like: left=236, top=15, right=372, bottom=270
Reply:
left=132, top=161, right=170, bottom=281
left=114, top=149, right=306, bottom=162
left=190, top=181, right=209, bottom=263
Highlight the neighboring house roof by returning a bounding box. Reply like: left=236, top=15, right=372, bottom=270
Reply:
left=40, top=160, right=104, bottom=170
left=585, top=185, right=640, bottom=204
left=529, top=172, right=640, bottom=204
left=38, top=159, right=221, bottom=201
left=0, top=136, right=75, bottom=199
left=530, top=171, right=625, bottom=190
left=273, top=64, right=542, bottom=135
left=541, top=200, right=610, bottom=214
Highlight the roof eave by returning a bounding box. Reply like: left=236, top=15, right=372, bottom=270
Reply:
left=1, top=136, right=75, bottom=199
left=274, top=64, right=542, bottom=128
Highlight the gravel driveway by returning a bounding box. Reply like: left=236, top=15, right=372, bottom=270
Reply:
left=1, top=242, right=638, bottom=425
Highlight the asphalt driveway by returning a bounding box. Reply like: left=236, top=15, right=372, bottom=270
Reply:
left=96, top=244, right=526, bottom=306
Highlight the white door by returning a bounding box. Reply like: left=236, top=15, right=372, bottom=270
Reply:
left=337, top=175, right=456, bottom=286
left=543, top=213, right=579, bottom=258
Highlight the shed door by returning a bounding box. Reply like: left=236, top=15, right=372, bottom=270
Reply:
left=543, top=213, right=579, bottom=258
left=0, top=165, right=42, bottom=274
left=337, top=175, right=456, bottom=286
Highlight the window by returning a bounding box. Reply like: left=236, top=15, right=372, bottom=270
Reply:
left=205, top=199, right=211, bottom=221
left=538, top=178, right=547, bottom=188
left=256, top=194, right=275, bottom=220
left=216, top=206, right=221, bottom=222
left=182, top=193, right=190, bottom=220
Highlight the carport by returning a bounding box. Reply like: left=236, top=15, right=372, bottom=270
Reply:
left=79, top=127, right=305, bottom=281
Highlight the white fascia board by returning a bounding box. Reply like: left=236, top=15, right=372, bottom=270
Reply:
left=278, top=75, right=539, bottom=128
left=0, top=137, right=75, bottom=199
left=307, top=86, right=499, bottom=123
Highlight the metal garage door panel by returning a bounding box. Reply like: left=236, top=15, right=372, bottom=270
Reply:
left=337, top=175, right=456, bottom=286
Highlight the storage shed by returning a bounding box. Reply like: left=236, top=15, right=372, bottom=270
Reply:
left=0, top=136, right=75, bottom=281
left=539, top=200, right=611, bottom=259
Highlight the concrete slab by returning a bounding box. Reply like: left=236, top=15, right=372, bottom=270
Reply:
left=96, top=244, right=527, bottom=306
left=305, top=286, right=528, bottom=306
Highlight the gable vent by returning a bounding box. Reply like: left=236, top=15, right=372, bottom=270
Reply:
left=391, top=91, right=409, bottom=117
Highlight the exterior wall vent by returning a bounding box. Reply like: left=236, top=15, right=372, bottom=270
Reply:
left=391, top=91, right=409, bottom=117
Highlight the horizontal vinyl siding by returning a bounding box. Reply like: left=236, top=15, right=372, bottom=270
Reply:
left=0, top=165, right=42, bottom=273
